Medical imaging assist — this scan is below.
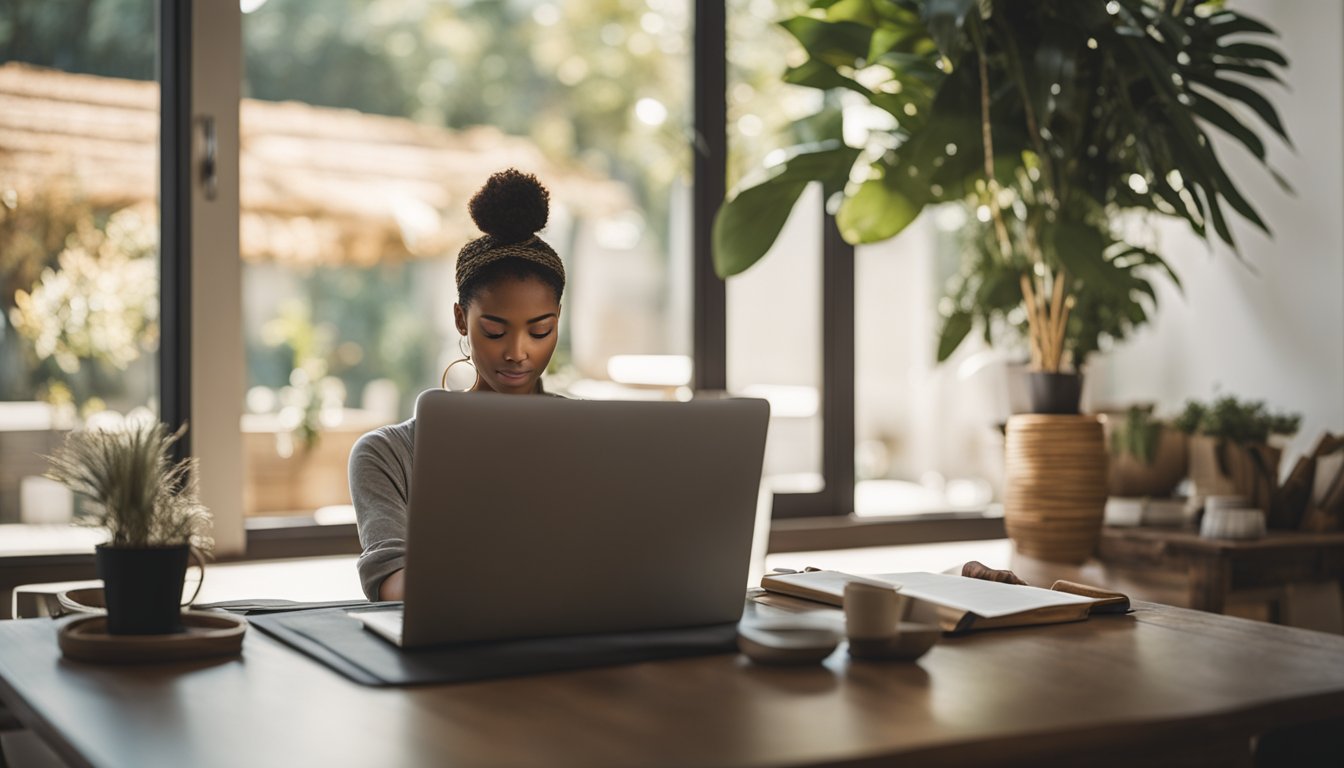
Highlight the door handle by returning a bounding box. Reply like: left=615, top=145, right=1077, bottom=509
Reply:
left=197, top=115, right=218, bottom=201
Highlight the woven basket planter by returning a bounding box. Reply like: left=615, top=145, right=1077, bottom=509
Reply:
left=1004, top=414, right=1109, bottom=563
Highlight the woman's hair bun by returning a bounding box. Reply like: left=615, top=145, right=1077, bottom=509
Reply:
left=468, top=168, right=550, bottom=244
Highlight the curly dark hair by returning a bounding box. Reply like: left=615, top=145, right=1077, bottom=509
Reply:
left=456, top=169, right=565, bottom=307
left=467, top=168, right=549, bottom=244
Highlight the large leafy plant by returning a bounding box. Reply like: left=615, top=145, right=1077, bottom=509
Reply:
left=715, top=0, right=1288, bottom=371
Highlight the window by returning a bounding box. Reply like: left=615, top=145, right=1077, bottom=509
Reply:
left=722, top=0, right=998, bottom=528
left=727, top=187, right=824, bottom=496
left=0, top=0, right=1017, bottom=559
left=0, top=0, right=160, bottom=528
left=724, top=0, right=827, bottom=500
left=238, top=0, right=693, bottom=518
left=854, top=216, right=998, bottom=517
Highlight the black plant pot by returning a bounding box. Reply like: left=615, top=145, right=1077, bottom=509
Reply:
left=1027, top=372, right=1084, bottom=415
left=95, top=544, right=190, bottom=635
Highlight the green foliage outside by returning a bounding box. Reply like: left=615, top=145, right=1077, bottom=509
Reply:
left=240, top=0, right=694, bottom=214
left=247, top=263, right=435, bottom=434
left=0, top=186, right=159, bottom=412
left=0, top=0, right=155, bottom=80
left=3, top=0, right=797, bottom=422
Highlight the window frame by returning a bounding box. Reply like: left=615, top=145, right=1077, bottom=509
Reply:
left=161, top=0, right=246, bottom=555
left=160, top=0, right=190, bottom=459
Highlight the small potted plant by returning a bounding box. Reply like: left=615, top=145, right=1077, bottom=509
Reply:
left=1173, top=396, right=1300, bottom=516
left=1103, top=405, right=1188, bottom=498
left=45, top=418, right=213, bottom=634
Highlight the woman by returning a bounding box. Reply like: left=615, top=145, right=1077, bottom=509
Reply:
left=350, top=168, right=564, bottom=601
left=350, top=168, right=1023, bottom=602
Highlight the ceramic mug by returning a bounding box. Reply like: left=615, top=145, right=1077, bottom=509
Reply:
left=844, top=581, right=915, bottom=660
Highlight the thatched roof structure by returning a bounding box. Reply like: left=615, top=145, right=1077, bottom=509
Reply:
left=0, top=62, right=631, bottom=267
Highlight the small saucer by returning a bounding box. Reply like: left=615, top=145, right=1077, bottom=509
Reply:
left=58, top=611, right=246, bottom=664
left=847, top=622, right=941, bottom=662
left=737, top=618, right=842, bottom=665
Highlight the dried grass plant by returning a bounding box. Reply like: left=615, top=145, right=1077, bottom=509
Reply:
left=45, top=419, right=213, bottom=554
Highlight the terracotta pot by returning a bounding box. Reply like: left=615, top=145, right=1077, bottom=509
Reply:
left=1188, top=436, right=1281, bottom=516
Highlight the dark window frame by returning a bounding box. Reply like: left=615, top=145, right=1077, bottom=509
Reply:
left=159, top=0, right=192, bottom=463
left=692, top=2, right=854, bottom=520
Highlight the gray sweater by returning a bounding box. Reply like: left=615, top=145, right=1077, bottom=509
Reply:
left=348, top=417, right=417, bottom=600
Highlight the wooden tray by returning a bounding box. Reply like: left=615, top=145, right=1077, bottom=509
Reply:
left=58, top=611, right=246, bottom=664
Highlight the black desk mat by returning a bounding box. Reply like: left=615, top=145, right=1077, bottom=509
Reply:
left=247, top=605, right=738, bottom=687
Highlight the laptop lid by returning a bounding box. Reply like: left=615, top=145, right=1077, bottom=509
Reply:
left=402, top=391, right=770, bottom=648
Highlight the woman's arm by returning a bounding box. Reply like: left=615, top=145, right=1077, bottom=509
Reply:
left=378, top=569, right=406, bottom=601
left=349, top=427, right=413, bottom=601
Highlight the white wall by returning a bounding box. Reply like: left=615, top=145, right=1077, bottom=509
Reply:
left=1091, top=1, right=1344, bottom=469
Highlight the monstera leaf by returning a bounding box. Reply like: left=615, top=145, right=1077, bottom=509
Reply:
left=713, top=141, right=861, bottom=278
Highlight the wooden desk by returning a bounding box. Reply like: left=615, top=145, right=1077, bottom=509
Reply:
left=1097, top=527, right=1344, bottom=621
left=1, top=600, right=1343, bottom=767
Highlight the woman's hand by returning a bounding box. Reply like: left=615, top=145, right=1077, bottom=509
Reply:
left=379, top=569, right=406, bottom=601
left=961, top=560, right=1028, bottom=586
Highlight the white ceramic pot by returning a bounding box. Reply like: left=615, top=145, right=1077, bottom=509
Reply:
left=1200, top=498, right=1267, bottom=540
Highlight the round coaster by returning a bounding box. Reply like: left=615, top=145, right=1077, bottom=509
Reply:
left=58, top=610, right=246, bottom=664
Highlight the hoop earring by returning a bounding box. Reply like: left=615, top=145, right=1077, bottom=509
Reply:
left=441, top=335, right=476, bottom=390
left=441, top=357, right=476, bottom=390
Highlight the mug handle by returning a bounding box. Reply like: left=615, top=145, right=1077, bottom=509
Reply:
left=181, top=547, right=206, bottom=608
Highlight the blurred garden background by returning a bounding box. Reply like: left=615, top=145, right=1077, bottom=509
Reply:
left=5, top=0, right=917, bottom=520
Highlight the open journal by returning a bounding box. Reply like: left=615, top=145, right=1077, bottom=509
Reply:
left=759, top=570, right=1130, bottom=634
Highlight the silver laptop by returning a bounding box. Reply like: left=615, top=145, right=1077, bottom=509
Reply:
left=354, top=390, right=769, bottom=648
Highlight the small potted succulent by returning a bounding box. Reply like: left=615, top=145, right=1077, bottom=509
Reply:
left=45, top=418, right=213, bottom=634
left=1173, top=396, right=1300, bottom=516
